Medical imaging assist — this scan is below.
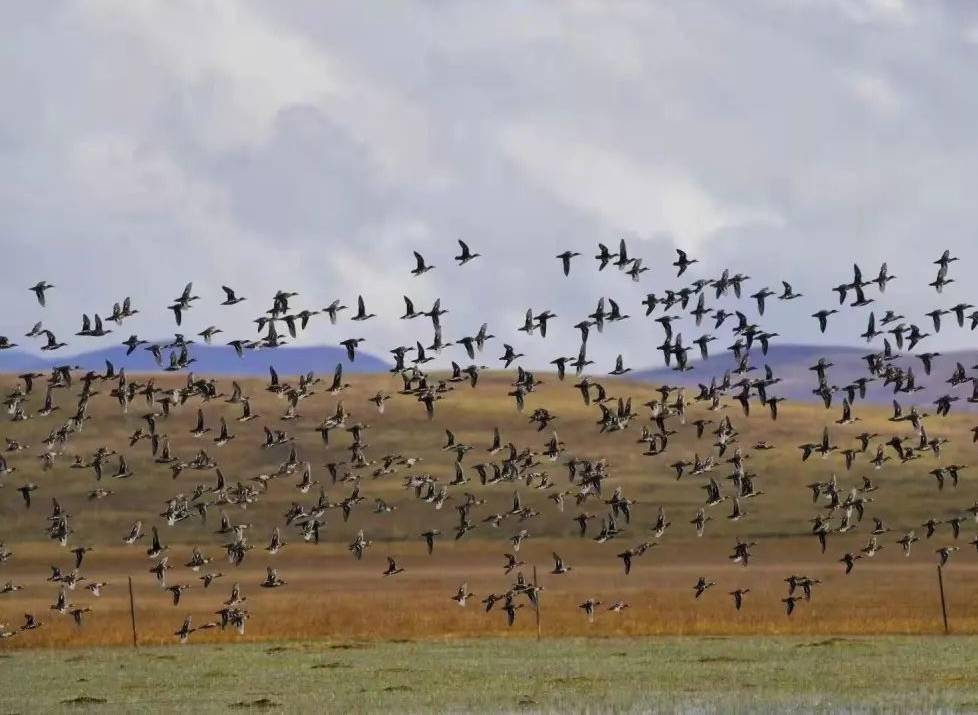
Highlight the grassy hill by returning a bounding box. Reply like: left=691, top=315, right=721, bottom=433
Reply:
left=1, top=368, right=977, bottom=647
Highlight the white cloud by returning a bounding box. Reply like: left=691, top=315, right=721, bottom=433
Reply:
left=73, top=0, right=441, bottom=184
left=831, top=0, right=914, bottom=26
left=844, top=71, right=904, bottom=114
left=499, top=124, right=783, bottom=253
left=2, top=0, right=978, bottom=361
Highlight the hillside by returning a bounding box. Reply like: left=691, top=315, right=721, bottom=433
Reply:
left=1, top=369, right=978, bottom=648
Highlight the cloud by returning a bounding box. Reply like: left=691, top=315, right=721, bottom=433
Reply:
left=831, top=0, right=914, bottom=26
left=844, top=72, right=904, bottom=115
left=72, top=0, right=432, bottom=173
left=499, top=124, right=783, bottom=253
left=2, top=0, right=978, bottom=370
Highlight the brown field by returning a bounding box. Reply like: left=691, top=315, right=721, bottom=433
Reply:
left=1, top=369, right=977, bottom=648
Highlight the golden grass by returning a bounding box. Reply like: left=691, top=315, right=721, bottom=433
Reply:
left=5, top=545, right=978, bottom=648
left=0, top=370, right=977, bottom=648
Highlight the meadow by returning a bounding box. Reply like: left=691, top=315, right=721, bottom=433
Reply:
left=3, top=636, right=978, bottom=713
left=1, top=369, right=978, bottom=650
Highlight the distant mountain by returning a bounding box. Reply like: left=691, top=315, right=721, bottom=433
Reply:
left=0, top=343, right=389, bottom=376
left=634, top=344, right=867, bottom=398
left=3, top=341, right=976, bottom=408
left=632, top=343, right=978, bottom=407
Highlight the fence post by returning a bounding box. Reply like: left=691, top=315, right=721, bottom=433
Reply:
left=128, top=576, right=138, bottom=647
left=937, top=565, right=949, bottom=635
left=533, top=565, right=541, bottom=641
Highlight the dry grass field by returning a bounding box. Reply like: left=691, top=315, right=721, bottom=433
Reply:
left=1, top=369, right=978, bottom=649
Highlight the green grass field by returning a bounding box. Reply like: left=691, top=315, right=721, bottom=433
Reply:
left=3, top=636, right=978, bottom=713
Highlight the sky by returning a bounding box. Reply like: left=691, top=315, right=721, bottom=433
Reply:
left=2, top=0, right=978, bottom=371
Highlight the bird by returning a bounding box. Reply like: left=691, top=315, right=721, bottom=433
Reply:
left=322, top=299, right=348, bottom=324
left=451, top=583, right=474, bottom=606
left=673, top=249, right=697, bottom=276
left=617, top=542, right=653, bottom=575
left=840, top=552, right=861, bottom=574
left=454, top=240, right=480, bottom=266
left=595, top=243, right=617, bottom=270
left=557, top=251, right=580, bottom=276
left=782, top=596, right=801, bottom=616
left=550, top=552, right=572, bottom=575
left=411, top=251, right=434, bottom=276
left=261, top=567, right=287, bottom=588
left=166, top=584, right=190, bottom=606
left=146, top=527, right=167, bottom=559
left=39, top=330, right=67, bottom=351
left=29, top=281, right=55, bottom=306
left=503, top=553, right=525, bottom=574
left=502, top=598, right=523, bottom=627
left=729, top=589, right=750, bottom=610
left=17, top=483, right=37, bottom=508
left=383, top=557, right=404, bottom=577
left=221, top=286, right=246, bottom=305
left=937, top=546, right=959, bottom=567
left=579, top=598, right=601, bottom=623
left=897, top=531, right=919, bottom=557
left=340, top=338, right=366, bottom=362
left=174, top=615, right=216, bottom=643
left=123, top=521, right=144, bottom=545
left=421, top=530, right=440, bottom=555
left=812, top=309, right=837, bottom=333
left=609, top=354, right=631, bottom=376
left=693, top=577, right=716, bottom=598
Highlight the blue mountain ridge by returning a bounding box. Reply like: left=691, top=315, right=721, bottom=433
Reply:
left=1, top=342, right=975, bottom=407
left=632, top=343, right=978, bottom=407
left=0, top=343, right=389, bottom=375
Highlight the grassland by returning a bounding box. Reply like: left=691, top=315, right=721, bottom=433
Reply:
left=3, top=636, right=978, bottom=713
left=1, top=370, right=978, bottom=649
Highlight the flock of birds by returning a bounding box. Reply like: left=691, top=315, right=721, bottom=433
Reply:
left=0, top=240, right=977, bottom=641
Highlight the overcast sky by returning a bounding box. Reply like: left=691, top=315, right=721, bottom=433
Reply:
left=2, top=0, right=978, bottom=370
